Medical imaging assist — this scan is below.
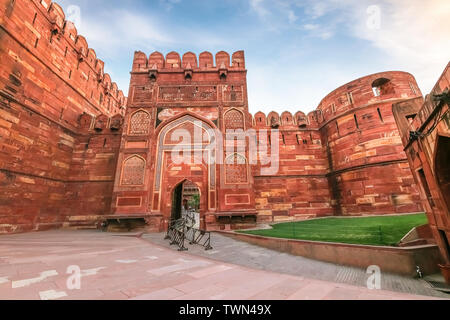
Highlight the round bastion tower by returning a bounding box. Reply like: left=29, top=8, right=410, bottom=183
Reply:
left=318, top=71, right=424, bottom=215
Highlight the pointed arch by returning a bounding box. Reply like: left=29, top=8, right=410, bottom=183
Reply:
left=128, top=109, right=151, bottom=135
left=120, top=155, right=146, bottom=186
left=152, top=114, right=218, bottom=212
left=171, top=179, right=202, bottom=197
left=225, top=153, right=248, bottom=184
left=224, top=108, right=245, bottom=130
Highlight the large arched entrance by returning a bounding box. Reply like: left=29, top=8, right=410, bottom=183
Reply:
left=152, top=114, right=219, bottom=230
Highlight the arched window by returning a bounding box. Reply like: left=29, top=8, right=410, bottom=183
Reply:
left=224, top=109, right=245, bottom=130
left=372, top=78, right=394, bottom=96
left=225, top=153, right=248, bottom=184
left=121, top=156, right=145, bottom=186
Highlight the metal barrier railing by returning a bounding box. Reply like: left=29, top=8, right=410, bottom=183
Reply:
left=165, top=215, right=213, bottom=251
left=185, top=225, right=213, bottom=251
left=164, top=218, right=188, bottom=251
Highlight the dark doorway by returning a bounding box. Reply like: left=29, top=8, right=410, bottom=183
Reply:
left=171, top=180, right=201, bottom=221
left=171, top=183, right=183, bottom=221
left=439, top=230, right=450, bottom=262
left=435, top=135, right=450, bottom=211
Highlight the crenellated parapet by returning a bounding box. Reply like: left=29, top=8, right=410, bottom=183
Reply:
left=78, top=113, right=125, bottom=133
left=252, top=110, right=319, bottom=130
left=132, top=50, right=246, bottom=73
left=250, top=70, right=424, bottom=217
left=1, top=0, right=127, bottom=119
left=251, top=72, right=421, bottom=131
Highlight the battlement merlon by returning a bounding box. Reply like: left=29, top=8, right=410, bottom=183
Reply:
left=252, top=110, right=319, bottom=129
left=132, top=50, right=246, bottom=72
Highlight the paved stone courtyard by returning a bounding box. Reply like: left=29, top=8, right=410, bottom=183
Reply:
left=144, top=233, right=449, bottom=298
left=0, top=230, right=447, bottom=300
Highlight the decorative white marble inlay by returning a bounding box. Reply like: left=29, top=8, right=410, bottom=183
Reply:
left=115, top=260, right=138, bottom=264
left=12, top=270, right=58, bottom=288
left=82, top=267, right=107, bottom=277
left=39, top=290, right=68, bottom=300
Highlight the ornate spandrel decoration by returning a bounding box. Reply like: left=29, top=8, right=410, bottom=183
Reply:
left=129, top=111, right=151, bottom=135
left=224, top=109, right=245, bottom=130
left=225, top=154, right=248, bottom=184
left=121, top=156, right=145, bottom=186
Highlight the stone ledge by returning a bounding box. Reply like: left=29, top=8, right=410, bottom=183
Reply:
left=219, top=231, right=443, bottom=277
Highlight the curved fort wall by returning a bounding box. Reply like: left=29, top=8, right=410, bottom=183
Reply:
left=0, top=0, right=127, bottom=233
left=252, top=72, right=423, bottom=220
left=317, top=72, right=423, bottom=215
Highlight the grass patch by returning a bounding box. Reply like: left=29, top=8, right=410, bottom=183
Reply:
left=239, top=213, right=428, bottom=246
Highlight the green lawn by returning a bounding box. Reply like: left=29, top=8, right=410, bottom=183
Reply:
left=239, top=213, right=428, bottom=246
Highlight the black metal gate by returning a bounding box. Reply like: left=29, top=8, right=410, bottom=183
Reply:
left=164, top=211, right=213, bottom=251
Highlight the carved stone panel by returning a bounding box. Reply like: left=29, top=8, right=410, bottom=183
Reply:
left=121, top=156, right=145, bottom=186
left=224, top=109, right=245, bottom=130
left=129, top=111, right=151, bottom=135
left=225, top=154, right=248, bottom=184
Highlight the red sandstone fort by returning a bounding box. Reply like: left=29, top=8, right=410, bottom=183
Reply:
left=0, top=0, right=449, bottom=267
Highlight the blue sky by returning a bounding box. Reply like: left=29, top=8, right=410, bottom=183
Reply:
left=57, top=0, right=450, bottom=114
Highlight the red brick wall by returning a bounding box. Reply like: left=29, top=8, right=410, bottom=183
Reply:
left=252, top=111, right=333, bottom=222
left=0, top=0, right=126, bottom=233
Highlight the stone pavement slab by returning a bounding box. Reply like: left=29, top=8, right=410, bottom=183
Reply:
left=0, top=230, right=446, bottom=300
left=143, top=232, right=450, bottom=299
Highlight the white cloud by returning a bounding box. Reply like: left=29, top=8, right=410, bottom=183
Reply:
left=298, top=0, right=450, bottom=94
left=69, top=9, right=174, bottom=57
left=304, top=2, right=331, bottom=19
left=160, top=0, right=182, bottom=11
left=287, top=10, right=298, bottom=24
left=250, top=0, right=271, bottom=19
left=303, top=23, right=318, bottom=30
left=350, top=0, right=450, bottom=93
left=247, top=0, right=450, bottom=114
